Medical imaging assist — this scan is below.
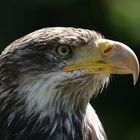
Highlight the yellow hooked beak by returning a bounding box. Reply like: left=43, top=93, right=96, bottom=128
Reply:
left=63, top=39, right=139, bottom=85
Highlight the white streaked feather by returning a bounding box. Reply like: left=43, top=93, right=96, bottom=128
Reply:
left=16, top=71, right=110, bottom=117
left=83, top=104, right=107, bottom=140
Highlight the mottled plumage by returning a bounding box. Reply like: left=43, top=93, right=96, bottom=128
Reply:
left=0, top=27, right=139, bottom=140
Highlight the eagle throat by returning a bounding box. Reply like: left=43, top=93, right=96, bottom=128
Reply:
left=0, top=69, right=109, bottom=140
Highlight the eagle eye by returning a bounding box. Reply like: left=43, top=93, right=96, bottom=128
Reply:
left=55, top=45, right=72, bottom=58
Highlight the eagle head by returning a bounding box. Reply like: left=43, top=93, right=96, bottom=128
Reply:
left=0, top=27, right=139, bottom=140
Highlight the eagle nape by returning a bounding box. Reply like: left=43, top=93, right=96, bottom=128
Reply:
left=0, top=27, right=139, bottom=140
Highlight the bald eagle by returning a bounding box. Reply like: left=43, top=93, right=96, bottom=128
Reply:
left=0, top=27, right=139, bottom=140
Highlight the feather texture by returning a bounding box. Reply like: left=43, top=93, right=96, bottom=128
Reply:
left=0, top=27, right=109, bottom=140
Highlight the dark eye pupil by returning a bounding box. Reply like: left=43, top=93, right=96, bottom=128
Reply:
left=61, top=48, right=67, bottom=53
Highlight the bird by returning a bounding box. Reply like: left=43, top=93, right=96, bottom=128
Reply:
left=0, top=27, right=139, bottom=140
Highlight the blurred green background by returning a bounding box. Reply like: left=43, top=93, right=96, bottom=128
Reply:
left=0, top=0, right=140, bottom=139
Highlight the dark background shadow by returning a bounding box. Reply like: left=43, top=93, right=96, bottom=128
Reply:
left=0, top=0, right=140, bottom=139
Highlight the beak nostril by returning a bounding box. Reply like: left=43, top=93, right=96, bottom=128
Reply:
left=104, top=47, right=112, bottom=54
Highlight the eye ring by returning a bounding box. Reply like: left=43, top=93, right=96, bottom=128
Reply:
left=55, top=45, right=72, bottom=58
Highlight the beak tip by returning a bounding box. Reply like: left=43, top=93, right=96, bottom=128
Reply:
left=133, top=59, right=139, bottom=85
left=133, top=78, right=137, bottom=85
left=133, top=73, right=139, bottom=85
